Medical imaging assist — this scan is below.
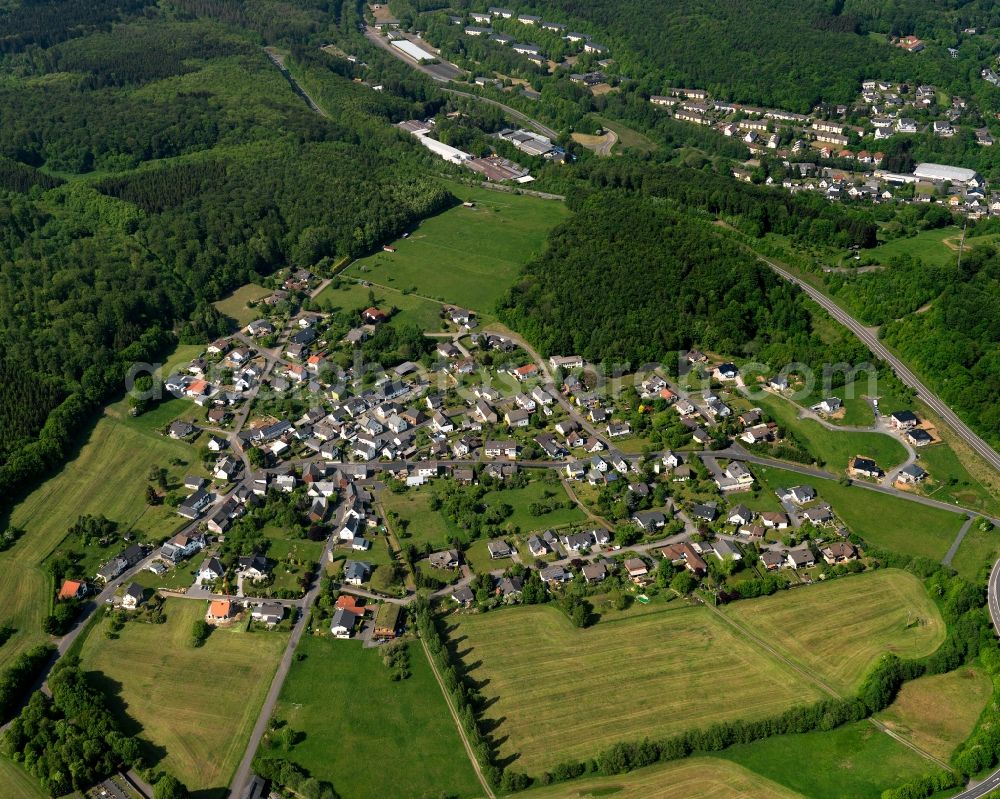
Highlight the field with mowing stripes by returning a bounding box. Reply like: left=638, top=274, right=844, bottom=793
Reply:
left=80, top=600, right=287, bottom=796
left=449, top=605, right=825, bottom=775
left=0, top=758, right=47, bottom=799
left=726, top=570, right=945, bottom=693
left=345, top=182, right=568, bottom=316
left=517, top=756, right=803, bottom=799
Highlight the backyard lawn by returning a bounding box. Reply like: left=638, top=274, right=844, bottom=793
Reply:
left=726, top=570, right=945, bottom=693
left=449, top=604, right=824, bottom=775
left=342, top=181, right=568, bottom=316
left=79, top=599, right=287, bottom=796
left=272, top=635, right=482, bottom=799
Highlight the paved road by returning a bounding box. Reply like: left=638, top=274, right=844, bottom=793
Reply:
left=762, top=257, right=1000, bottom=474
left=227, top=534, right=337, bottom=799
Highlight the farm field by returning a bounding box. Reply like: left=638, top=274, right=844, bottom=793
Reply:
left=315, top=279, right=444, bottom=332
left=725, top=570, right=945, bottom=693
left=79, top=599, right=287, bottom=796
left=0, top=411, right=198, bottom=670
left=754, top=393, right=907, bottom=473
left=449, top=605, right=825, bottom=775
left=754, top=465, right=966, bottom=561
left=212, top=282, right=271, bottom=326
left=874, top=667, right=992, bottom=760
left=273, top=636, right=482, bottom=799
left=720, top=721, right=937, bottom=799
left=517, top=756, right=803, bottom=799
left=0, top=757, right=47, bottom=799
left=343, top=181, right=568, bottom=316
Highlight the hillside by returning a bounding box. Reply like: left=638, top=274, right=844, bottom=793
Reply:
left=498, top=192, right=866, bottom=370
left=0, top=1, right=450, bottom=503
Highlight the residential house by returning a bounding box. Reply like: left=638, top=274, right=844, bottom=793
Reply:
left=330, top=607, right=356, bottom=638
left=786, top=549, right=816, bottom=570
left=206, top=599, right=233, bottom=623
left=487, top=540, right=513, bottom=559
left=822, top=542, right=858, bottom=565
left=343, top=560, right=371, bottom=586
left=428, top=549, right=460, bottom=570
left=121, top=583, right=144, bottom=610
left=624, top=558, right=649, bottom=582
left=373, top=603, right=402, bottom=640
left=252, top=603, right=285, bottom=625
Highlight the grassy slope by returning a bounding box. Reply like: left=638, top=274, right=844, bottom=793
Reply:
left=0, top=411, right=201, bottom=670
left=875, top=666, right=992, bottom=760
left=450, top=604, right=824, bottom=775
left=754, top=465, right=965, bottom=561
left=516, top=756, right=802, bottom=799
left=212, top=282, right=271, bottom=327
left=79, top=599, right=287, bottom=795
left=869, top=227, right=961, bottom=268
left=754, top=393, right=907, bottom=473
left=951, top=524, right=1000, bottom=584
left=726, top=570, right=945, bottom=693
left=720, top=721, right=936, bottom=799
left=343, top=181, right=568, bottom=317
left=273, top=636, right=481, bottom=799
left=316, top=279, right=445, bottom=332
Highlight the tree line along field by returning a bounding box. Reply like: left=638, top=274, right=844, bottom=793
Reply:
left=272, top=635, right=482, bottom=799
left=450, top=604, right=826, bottom=776
left=78, top=599, right=288, bottom=796
left=449, top=570, right=943, bottom=776
left=0, top=408, right=202, bottom=672
left=515, top=756, right=804, bottom=799
left=343, top=181, right=569, bottom=318
left=724, top=570, right=946, bottom=694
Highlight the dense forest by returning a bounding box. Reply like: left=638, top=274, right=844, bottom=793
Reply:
left=826, top=242, right=1000, bottom=445
left=498, top=192, right=869, bottom=372
left=0, top=1, right=458, bottom=504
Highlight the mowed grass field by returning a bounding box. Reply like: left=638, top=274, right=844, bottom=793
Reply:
left=517, top=756, right=803, bottom=799
left=754, top=465, right=965, bottom=561
left=482, top=479, right=585, bottom=532
left=450, top=605, right=825, bottom=775
left=874, top=667, right=992, bottom=760
left=726, top=570, right=945, bottom=693
left=212, top=282, right=271, bottom=326
left=0, top=412, right=198, bottom=670
left=0, top=757, right=47, bottom=799
left=80, top=600, right=287, bottom=795
left=274, top=636, right=482, bottom=799
left=344, top=181, right=568, bottom=316
left=720, top=721, right=936, bottom=799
